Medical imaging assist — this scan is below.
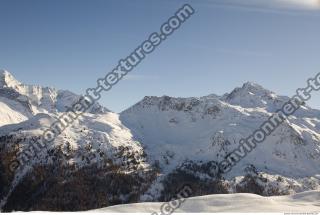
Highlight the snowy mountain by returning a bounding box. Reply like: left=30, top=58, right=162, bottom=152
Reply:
left=0, top=70, right=319, bottom=211
left=120, top=83, right=320, bottom=201
left=0, top=70, right=108, bottom=126
left=0, top=70, right=156, bottom=211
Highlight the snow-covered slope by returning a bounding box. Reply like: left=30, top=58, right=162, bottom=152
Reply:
left=93, top=190, right=320, bottom=213
left=0, top=69, right=108, bottom=126
left=0, top=70, right=156, bottom=211
left=1, top=70, right=319, bottom=211
left=120, top=82, right=320, bottom=199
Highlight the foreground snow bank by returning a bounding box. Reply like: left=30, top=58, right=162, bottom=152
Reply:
left=92, top=191, right=320, bottom=213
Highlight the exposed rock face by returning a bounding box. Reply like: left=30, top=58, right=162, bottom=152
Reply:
left=0, top=71, right=320, bottom=211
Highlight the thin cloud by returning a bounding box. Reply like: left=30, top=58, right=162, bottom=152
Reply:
left=197, top=0, right=320, bottom=16
left=210, top=0, right=320, bottom=10
left=215, top=48, right=272, bottom=57
left=279, top=0, right=320, bottom=9
left=123, top=74, right=159, bottom=81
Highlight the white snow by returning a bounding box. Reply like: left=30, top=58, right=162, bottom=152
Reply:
left=0, top=70, right=22, bottom=89
left=120, top=85, right=320, bottom=177
left=0, top=97, right=30, bottom=126
left=1, top=70, right=320, bottom=209
left=120, top=82, right=320, bottom=197
left=93, top=190, right=320, bottom=213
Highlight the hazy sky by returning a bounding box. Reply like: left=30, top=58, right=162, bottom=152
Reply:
left=1, top=0, right=320, bottom=112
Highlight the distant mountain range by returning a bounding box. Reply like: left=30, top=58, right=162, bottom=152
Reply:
left=0, top=70, right=319, bottom=211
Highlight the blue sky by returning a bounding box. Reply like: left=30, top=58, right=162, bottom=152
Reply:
left=1, top=0, right=320, bottom=112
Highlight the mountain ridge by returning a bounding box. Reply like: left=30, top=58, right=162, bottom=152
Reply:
left=0, top=70, right=320, bottom=211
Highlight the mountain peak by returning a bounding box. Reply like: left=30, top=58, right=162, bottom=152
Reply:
left=0, top=69, right=22, bottom=88
left=0, top=69, right=10, bottom=75
left=242, top=81, right=261, bottom=88
left=241, top=81, right=271, bottom=93
left=220, top=82, right=277, bottom=108
left=225, top=81, right=274, bottom=98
